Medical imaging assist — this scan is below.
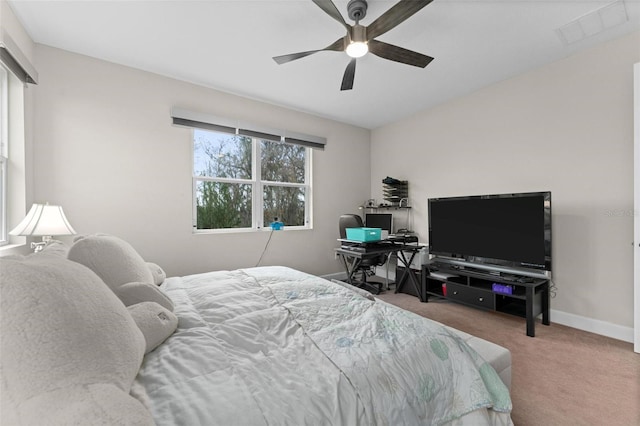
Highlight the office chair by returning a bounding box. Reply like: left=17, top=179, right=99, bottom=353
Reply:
left=338, top=214, right=388, bottom=290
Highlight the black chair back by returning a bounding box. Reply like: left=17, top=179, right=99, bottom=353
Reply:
left=339, top=214, right=364, bottom=239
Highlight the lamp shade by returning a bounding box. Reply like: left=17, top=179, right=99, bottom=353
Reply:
left=9, top=203, right=76, bottom=237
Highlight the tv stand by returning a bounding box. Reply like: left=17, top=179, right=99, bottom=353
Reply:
left=423, top=260, right=550, bottom=337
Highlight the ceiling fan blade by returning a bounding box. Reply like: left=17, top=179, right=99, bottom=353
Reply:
left=366, top=0, right=433, bottom=40
left=273, top=37, right=345, bottom=65
left=312, top=0, right=349, bottom=29
left=341, top=58, right=357, bottom=91
left=273, top=50, right=319, bottom=65
left=368, top=39, right=434, bottom=68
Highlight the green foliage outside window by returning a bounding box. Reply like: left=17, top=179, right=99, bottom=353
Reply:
left=263, top=185, right=305, bottom=227
left=196, top=181, right=252, bottom=229
left=193, top=130, right=308, bottom=230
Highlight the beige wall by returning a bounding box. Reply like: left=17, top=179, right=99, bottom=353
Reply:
left=371, top=31, right=640, bottom=331
left=31, top=45, right=370, bottom=277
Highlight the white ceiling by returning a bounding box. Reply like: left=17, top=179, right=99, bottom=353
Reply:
left=7, top=0, right=640, bottom=129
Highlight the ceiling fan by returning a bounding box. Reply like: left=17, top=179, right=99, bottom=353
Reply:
left=273, top=0, right=434, bottom=91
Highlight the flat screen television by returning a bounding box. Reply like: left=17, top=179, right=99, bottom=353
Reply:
left=428, top=191, right=551, bottom=274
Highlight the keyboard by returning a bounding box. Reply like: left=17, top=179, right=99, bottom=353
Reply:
left=340, top=241, right=399, bottom=253
left=387, top=234, right=419, bottom=244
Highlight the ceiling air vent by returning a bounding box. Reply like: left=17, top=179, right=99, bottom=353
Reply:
left=556, top=0, right=629, bottom=45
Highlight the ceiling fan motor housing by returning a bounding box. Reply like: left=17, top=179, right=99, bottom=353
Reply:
left=347, top=0, right=368, bottom=22
left=349, top=24, right=367, bottom=45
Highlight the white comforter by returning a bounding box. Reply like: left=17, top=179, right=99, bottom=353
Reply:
left=132, top=266, right=512, bottom=425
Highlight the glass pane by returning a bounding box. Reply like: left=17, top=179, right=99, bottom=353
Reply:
left=194, top=129, right=252, bottom=179
left=261, top=140, right=305, bottom=184
left=263, top=185, right=305, bottom=227
left=195, top=180, right=252, bottom=229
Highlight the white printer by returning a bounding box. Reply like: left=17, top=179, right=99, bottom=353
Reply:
left=401, top=244, right=429, bottom=270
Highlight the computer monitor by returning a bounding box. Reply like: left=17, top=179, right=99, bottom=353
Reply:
left=365, top=213, right=393, bottom=232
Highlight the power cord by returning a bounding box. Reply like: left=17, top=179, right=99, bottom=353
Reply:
left=256, top=228, right=275, bottom=267
left=549, top=279, right=557, bottom=298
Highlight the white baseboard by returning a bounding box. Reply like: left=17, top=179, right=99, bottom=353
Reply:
left=550, top=309, right=634, bottom=343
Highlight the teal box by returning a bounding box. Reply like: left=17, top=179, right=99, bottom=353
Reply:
left=346, top=227, right=382, bottom=242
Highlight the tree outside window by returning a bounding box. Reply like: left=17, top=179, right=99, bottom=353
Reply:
left=193, top=129, right=310, bottom=231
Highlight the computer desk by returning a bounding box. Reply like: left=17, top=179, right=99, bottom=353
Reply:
left=334, top=240, right=424, bottom=299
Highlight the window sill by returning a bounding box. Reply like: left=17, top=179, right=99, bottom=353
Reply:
left=193, top=226, right=311, bottom=235
left=0, top=242, right=28, bottom=256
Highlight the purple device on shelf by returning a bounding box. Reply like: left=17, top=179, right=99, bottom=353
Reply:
left=492, top=283, right=513, bottom=295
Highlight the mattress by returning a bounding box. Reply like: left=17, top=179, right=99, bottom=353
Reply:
left=132, top=266, right=512, bottom=425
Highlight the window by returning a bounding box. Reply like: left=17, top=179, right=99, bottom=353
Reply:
left=0, top=34, right=37, bottom=248
left=193, top=129, right=311, bottom=231
left=0, top=65, right=7, bottom=245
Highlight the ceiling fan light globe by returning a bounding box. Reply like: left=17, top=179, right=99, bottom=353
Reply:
left=346, top=41, right=368, bottom=58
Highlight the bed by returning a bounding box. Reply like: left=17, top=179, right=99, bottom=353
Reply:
left=132, top=266, right=512, bottom=425
left=1, top=235, right=512, bottom=425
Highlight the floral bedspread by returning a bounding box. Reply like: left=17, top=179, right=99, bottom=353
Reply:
left=132, top=266, right=512, bottom=426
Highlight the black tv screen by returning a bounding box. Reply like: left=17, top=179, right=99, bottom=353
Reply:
left=428, top=192, right=551, bottom=271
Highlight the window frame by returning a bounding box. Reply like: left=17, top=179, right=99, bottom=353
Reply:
left=192, top=129, right=313, bottom=233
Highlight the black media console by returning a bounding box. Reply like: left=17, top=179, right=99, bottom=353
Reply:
left=421, top=260, right=550, bottom=337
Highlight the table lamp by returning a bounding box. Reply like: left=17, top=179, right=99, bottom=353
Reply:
left=9, top=203, right=77, bottom=252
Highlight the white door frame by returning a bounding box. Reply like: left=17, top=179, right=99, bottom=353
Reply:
left=634, top=62, right=639, bottom=353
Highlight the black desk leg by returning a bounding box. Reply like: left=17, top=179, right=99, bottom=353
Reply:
left=337, top=254, right=380, bottom=295
left=338, top=254, right=356, bottom=285
left=394, top=252, right=411, bottom=293
left=395, top=251, right=423, bottom=301
left=394, top=268, right=408, bottom=293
